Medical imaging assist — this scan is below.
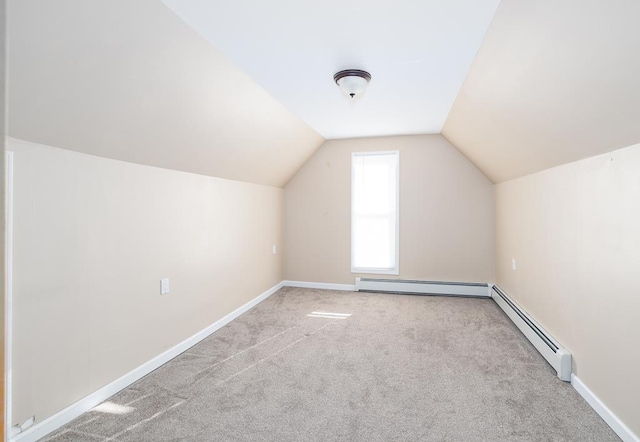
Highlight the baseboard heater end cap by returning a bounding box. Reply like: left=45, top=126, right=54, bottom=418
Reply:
left=557, top=348, right=572, bottom=382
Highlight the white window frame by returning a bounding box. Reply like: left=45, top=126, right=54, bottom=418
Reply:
left=351, top=150, right=400, bottom=275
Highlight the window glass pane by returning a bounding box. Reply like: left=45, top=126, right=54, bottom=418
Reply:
left=354, top=163, right=391, bottom=215
left=351, top=151, right=398, bottom=273
left=353, top=218, right=391, bottom=268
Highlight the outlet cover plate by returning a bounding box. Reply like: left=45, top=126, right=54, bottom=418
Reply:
left=161, top=278, right=170, bottom=295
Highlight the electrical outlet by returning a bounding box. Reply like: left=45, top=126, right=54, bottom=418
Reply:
left=272, top=245, right=277, bottom=255
left=512, top=259, right=517, bottom=271
left=161, top=278, right=170, bottom=295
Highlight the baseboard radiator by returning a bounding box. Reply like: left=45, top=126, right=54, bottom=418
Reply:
left=354, top=279, right=572, bottom=382
left=491, top=285, right=572, bottom=382
left=355, top=278, right=490, bottom=298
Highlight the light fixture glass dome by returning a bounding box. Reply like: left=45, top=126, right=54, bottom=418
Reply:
left=334, top=69, right=371, bottom=100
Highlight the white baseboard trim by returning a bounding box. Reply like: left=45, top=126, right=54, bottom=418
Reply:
left=571, top=374, right=639, bottom=442
left=11, top=280, right=637, bottom=442
left=282, top=280, right=356, bottom=291
left=10, top=281, right=285, bottom=442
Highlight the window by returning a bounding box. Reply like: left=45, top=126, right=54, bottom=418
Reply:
left=351, top=151, right=399, bottom=274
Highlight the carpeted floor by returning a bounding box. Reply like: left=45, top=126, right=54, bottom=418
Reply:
left=43, top=287, right=619, bottom=441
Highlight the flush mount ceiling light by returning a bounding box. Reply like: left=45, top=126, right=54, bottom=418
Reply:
left=334, top=69, right=371, bottom=100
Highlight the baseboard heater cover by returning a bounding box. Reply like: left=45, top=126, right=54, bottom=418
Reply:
left=355, top=278, right=490, bottom=298
left=491, top=285, right=572, bottom=382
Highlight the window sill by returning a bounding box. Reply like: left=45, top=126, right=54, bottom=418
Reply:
left=351, top=268, right=399, bottom=276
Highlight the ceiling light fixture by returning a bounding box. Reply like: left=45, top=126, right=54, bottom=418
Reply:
left=334, top=69, right=371, bottom=100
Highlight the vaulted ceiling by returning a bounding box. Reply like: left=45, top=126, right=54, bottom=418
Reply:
left=8, top=0, right=640, bottom=186
left=443, top=0, right=640, bottom=183
left=161, top=0, right=501, bottom=139
left=7, top=0, right=324, bottom=187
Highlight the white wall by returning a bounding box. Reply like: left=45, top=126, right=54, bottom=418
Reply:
left=496, top=142, right=640, bottom=437
left=10, top=139, right=283, bottom=426
left=285, top=135, right=495, bottom=284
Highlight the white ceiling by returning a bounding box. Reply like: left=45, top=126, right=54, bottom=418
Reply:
left=161, top=0, right=501, bottom=140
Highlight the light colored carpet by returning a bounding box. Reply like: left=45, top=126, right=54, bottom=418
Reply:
left=43, top=287, right=619, bottom=441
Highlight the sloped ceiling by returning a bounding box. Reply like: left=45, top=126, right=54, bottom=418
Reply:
left=10, top=0, right=639, bottom=186
left=443, top=0, right=640, bottom=183
left=161, top=0, right=501, bottom=140
left=7, top=0, right=324, bottom=187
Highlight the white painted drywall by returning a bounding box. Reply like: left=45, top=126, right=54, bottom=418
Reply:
left=10, top=138, right=283, bottom=426
left=284, top=135, right=495, bottom=284
left=496, top=142, right=640, bottom=437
